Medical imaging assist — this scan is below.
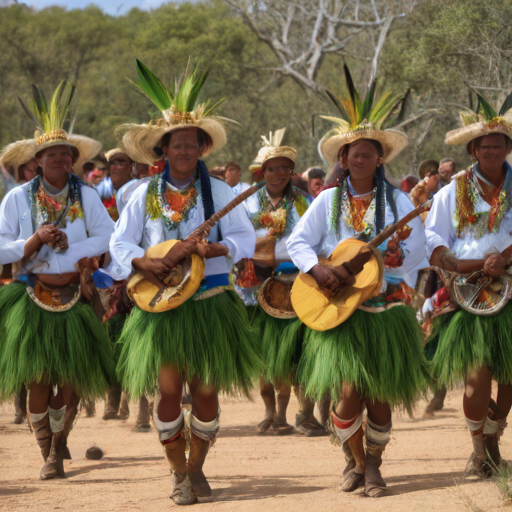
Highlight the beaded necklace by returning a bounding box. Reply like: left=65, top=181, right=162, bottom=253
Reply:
left=146, top=174, right=198, bottom=230
left=28, top=175, right=84, bottom=229
left=454, top=164, right=512, bottom=239
left=250, top=185, right=308, bottom=239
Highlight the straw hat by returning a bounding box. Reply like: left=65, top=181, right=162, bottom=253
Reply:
left=445, top=92, right=512, bottom=147
left=249, top=128, right=297, bottom=174
left=0, top=139, right=36, bottom=180
left=318, top=65, right=408, bottom=169
left=119, top=60, right=231, bottom=166
left=105, top=147, right=128, bottom=162
left=291, top=239, right=384, bottom=331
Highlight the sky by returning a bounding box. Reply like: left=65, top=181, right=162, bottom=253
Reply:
left=2, top=0, right=181, bottom=16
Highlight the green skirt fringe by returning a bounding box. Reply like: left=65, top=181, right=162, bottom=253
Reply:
left=250, top=306, right=304, bottom=384
left=117, top=290, right=262, bottom=398
left=298, top=305, right=429, bottom=406
left=431, top=302, right=512, bottom=387
left=108, top=313, right=128, bottom=361
left=0, top=281, right=115, bottom=400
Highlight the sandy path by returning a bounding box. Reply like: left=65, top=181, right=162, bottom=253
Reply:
left=0, top=389, right=508, bottom=512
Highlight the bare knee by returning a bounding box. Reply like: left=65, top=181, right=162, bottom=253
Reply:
left=158, top=366, right=183, bottom=401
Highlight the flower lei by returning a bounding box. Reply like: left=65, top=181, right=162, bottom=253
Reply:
left=455, top=165, right=512, bottom=239
left=146, top=175, right=198, bottom=230
left=28, top=175, right=84, bottom=228
left=250, top=186, right=308, bottom=239
left=331, top=179, right=376, bottom=237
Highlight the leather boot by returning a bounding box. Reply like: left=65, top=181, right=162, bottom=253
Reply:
left=466, top=431, right=492, bottom=476
left=134, top=395, right=151, bottom=432
left=365, top=446, right=387, bottom=497
left=14, top=385, right=27, bottom=424
left=423, top=386, right=447, bottom=417
left=295, top=387, right=328, bottom=437
left=274, top=382, right=294, bottom=435
left=340, top=426, right=365, bottom=492
left=103, top=386, right=121, bottom=420
left=257, top=380, right=276, bottom=433
left=163, top=434, right=197, bottom=505
left=40, top=431, right=65, bottom=480
left=188, top=433, right=212, bottom=497
left=32, top=411, right=52, bottom=462
left=60, top=397, right=79, bottom=460
left=484, top=418, right=507, bottom=469
left=340, top=441, right=356, bottom=484
left=119, top=392, right=130, bottom=420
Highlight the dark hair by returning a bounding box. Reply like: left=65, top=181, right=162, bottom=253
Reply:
left=308, top=167, right=326, bottom=180
left=418, top=159, right=439, bottom=180
left=401, top=174, right=419, bottom=193
left=440, top=157, right=455, bottom=167
left=160, top=127, right=213, bottom=156
left=340, top=138, right=385, bottom=161
left=467, top=133, right=512, bottom=155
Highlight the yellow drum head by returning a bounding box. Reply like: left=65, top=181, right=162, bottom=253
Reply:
left=127, top=239, right=205, bottom=313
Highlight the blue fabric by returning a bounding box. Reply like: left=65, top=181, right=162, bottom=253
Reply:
left=276, top=262, right=298, bottom=274
left=93, top=269, right=114, bottom=289
left=200, top=273, right=229, bottom=290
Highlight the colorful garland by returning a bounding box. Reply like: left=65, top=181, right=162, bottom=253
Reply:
left=250, top=186, right=309, bottom=239
left=146, top=175, right=198, bottom=230
left=331, top=179, right=376, bottom=237
left=455, top=166, right=512, bottom=239
left=28, top=175, right=84, bottom=228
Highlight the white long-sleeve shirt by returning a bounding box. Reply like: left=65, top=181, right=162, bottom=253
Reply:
left=109, top=176, right=256, bottom=281
left=425, top=170, right=512, bottom=259
left=0, top=182, right=114, bottom=274
left=287, top=183, right=428, bottom=288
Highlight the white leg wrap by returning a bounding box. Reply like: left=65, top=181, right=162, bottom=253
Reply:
left=153, top=410, right=184, bottom=443
left=465, top=415, right=486, bottom=434
left=331, top=411, right=363, bottom=445
left=483, top=416, right=499, bottom=435
left=48, top=406, right=66, bottom=433
left=30, top=408, right=49, bottom=423
left=191, top=408, right=221, bottom=441
left=366, top=417, right=392, bottom=447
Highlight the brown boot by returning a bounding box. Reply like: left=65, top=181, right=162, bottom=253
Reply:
left=40, top=431, right=65, bottom=480
left=119, top=392, right=130, bottom=420
left=60, top=398, right=79, bottom=460
left=103, top=386, right=121, bottom=420
left=340, top=441, right=356, bottom=484
left=423, top=386, right=447, bottom=417
left=188, top=433, right=212, bottom=497
left=466, top=431, right=492, bottom=476
left=295, top=386, right=328, bottom=437
left=274, top=383, right=294, bottom=435
left=484, top=418, right=507, bottom=469
left=134, top=395, right=151, bottom=432
left=14, top=385, right=27, bottom=424
left=257, top=381, right=276, bottom=433
left=32, top=410, right=52, bottom=462
left=340, top=426, right=365, bottom=492
left=364, top=420, right=390, bottom=498
left=163, top=434, right=197, bottom=505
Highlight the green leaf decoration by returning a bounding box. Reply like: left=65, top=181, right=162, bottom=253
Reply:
left=476, top=93, right=497, bottom=120
left=499, top=93, right=512, bottom=116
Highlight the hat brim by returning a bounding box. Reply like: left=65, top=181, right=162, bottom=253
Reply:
left=445, top=120, right=512, bottom=147
left=320, top=129, right=408, bottom=169
left=0, top=139, right=37, bottom=178
left=120, top=117, right=227, bottom=166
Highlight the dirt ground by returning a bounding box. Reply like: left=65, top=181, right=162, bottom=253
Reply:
left=0, top=388, right=509, bottom=512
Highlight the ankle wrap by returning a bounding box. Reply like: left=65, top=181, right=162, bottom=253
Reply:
left=48, top=406, right=67, bottom=433
left=154, top=410, right=184, bottom=443
left=331, top=409, right=363, bottom=445
left=191, top=409, right=221, bottom=441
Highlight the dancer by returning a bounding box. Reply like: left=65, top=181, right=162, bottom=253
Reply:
left=287, top=66, right=429, bottom=497
left=0, top=81, right=114, bottom=479
left=424, top=94, right=512, bottom=474
left=110, top=60, right=260, bottom=505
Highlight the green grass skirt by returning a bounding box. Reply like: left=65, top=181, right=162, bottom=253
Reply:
left=117, top=291, right=262, bottom=398
left=0, top=282, right=115, bottom=400
left=298, top=305, right=429, bottom=406
left=249, top=306, right=304, bottom=384
left=431, top=302, right=512, bottom=387
left=108, top=313, right=128, bottom=361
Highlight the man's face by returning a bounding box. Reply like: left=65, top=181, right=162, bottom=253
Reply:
left=109, top=152, right=133, bottom=189
left=438, top=162, right=455, bottom=182
left=36, top=145, right=74, bottom=182
left=224, top=165, right=241, bottom=187
left=162, top=128, right=200, bottom=178
left=341, top=140, right=383, bottom=182
left=474, top=134, right=511, bottom=171
left=263, top=157, right=294, bottom=194
left=308, top=178, right=324, bottom=197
